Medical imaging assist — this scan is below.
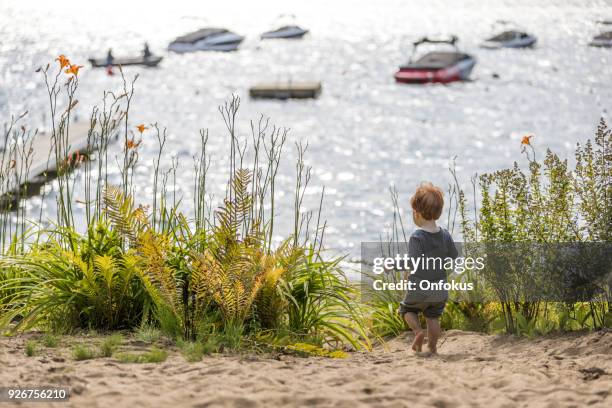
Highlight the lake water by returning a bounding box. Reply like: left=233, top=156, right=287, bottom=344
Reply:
left=1, top=0, right=611, bottom=256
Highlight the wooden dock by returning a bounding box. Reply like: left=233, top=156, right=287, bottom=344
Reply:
left=0, top=122, right=93, bottom=208
left=249, top=81, right=322, bottom=100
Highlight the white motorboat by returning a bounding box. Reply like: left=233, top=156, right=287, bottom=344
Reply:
left=168, top=28, right=244, bottom=52
left=481, top=30, right=537, bottom=49
left=261, top=25, right=308, bottom=39
left=590, top=31, right=612, bottom=47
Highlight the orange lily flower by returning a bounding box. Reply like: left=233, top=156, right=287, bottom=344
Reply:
left=65, top=64, right=83, bottom=76
left=521, top=135, right=533, bottom=146
left=56, top=55, right=70, bottom=69
left=126, top=139, right=142, bottom=149
left=136, top=124, right=147, bottom=134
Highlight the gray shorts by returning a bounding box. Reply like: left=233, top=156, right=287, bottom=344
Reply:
left=399, top=301, right=446, bottom=319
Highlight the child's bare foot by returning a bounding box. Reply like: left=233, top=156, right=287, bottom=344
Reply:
left=411, top=330, right=425, bottom=352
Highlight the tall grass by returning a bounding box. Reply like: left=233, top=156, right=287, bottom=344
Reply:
left=0, top=113, right=37, bottom=252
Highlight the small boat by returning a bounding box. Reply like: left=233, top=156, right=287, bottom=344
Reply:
left=590, top=31, right=612, bottom=47
left=261, top=25, right=308, bottom=39
left=88, top=56, right=163, bottom=68
left=394, top=36, right=476, bottom=84
left=481, top=30, right=537, bottom=49
left=168, top=28, right=244, bottom=52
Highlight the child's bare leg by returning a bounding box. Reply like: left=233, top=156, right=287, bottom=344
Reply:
left=403, top=312, right=424, bottom=352
left=425, top=317, right=440, bottom=354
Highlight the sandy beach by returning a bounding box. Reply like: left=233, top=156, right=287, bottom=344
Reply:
left=1, top=330, right=610, bottom=408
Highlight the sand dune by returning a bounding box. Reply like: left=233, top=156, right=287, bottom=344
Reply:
left=1, top=330, right=610, bottom=407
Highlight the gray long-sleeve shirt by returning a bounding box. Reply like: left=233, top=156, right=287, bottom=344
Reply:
left=402, top=228, right=458, bottom=303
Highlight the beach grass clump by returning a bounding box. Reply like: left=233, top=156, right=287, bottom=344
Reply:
left=199, top=336, right=221, bottom=355
left=135, top=324, right=161, bottom=344
left=178, top=341, right=205, bottom=362
left=72, top=344, right=97, bottom=361
left=24, top=340, right=37, bottom=356
left=115, top=347, right=167, bottom=364
left=42, top=334, right=59, bottom=348
left=99, top=334, right=123, bottom=357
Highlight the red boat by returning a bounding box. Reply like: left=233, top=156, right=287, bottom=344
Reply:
left=394, top=36, right=476, bottom=84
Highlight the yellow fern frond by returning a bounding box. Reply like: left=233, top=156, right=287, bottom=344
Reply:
left=103, top=185, right=149, bottom=245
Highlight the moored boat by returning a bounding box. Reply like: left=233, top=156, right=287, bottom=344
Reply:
left=261, top=25, right=308, bottom=39
left=88, top=56, right=163, bottom=68
left=590, top=31, right=612, bottom=47
left=480, top=30, right=537, bottom=49
left=168, top=28, right=244, bottom=52
left=394, top=36, right=476, bottom=84
left=249, top=81, right=321, bottom=99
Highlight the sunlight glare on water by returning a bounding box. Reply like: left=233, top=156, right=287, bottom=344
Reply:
left=0, top=0, right=611, bottom=255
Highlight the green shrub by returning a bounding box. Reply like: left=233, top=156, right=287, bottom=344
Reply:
left=451, top=120, right=612, bottom=334
left=0, top=223, right=147, bottom=332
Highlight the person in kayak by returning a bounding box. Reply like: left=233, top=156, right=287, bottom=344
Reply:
left=106, top=49, right=114, bottom=66
left=143, top=43, right=152, bottom=59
